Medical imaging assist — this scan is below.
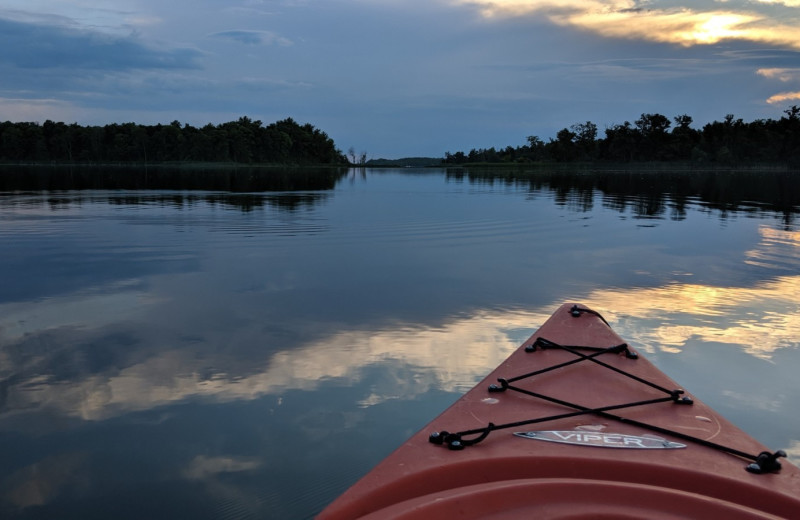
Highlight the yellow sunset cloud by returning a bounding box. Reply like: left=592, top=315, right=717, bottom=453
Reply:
left=766, top=91, right=800, bottom=104
left=757, top=68, right=800, bottom=82
left=755, top=0, right=800, bottom=7
left=456, top=1, right=800, bottom=49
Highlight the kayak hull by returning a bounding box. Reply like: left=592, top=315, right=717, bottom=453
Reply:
left=353, top=479, right=791, bottom=520
left=318, top=304, right=800, bottom=519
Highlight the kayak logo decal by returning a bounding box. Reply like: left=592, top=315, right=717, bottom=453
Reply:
left=514, top=431, right=686, bottom=449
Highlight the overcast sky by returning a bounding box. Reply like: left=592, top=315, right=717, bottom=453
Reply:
left=2, top=1, right=800, bottom=158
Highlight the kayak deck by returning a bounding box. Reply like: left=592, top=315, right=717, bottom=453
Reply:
left=318, top=304, right=800, bottom=519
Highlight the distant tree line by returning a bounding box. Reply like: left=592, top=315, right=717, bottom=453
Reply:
left=0, top=116, right=348, bottom=165
left=444, top=107, right=800, bottom=166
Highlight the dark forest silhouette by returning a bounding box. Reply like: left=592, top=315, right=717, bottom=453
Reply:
left=444, top=107, right=800, bottom=167
left=0, top=117, right=347, bottom=165
left=2, top=108, right=800, bottom=167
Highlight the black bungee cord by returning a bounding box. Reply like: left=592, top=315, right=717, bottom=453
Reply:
left=428, top=306, right=786, bottom=474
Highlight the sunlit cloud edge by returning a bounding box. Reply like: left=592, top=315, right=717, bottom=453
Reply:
left=757, top=68, right=800, bottom=82
left=455, top=1, right=800, bottom=50
left=766, top=91, right=800, bottom=104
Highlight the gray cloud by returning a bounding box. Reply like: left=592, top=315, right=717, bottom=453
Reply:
left=209, top=30, right=292, bottom=46
left=2, top=1, right=800, bottom=157
left=0, top=17, right=202, bottom=71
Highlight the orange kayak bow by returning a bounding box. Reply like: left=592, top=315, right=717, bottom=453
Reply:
left=319, top=303, right=800, bottom=519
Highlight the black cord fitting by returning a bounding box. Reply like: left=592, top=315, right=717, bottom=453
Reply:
left=429, top=431, right=447, bottom=445
left=532, top=338, right=558, bottom=351
left=567, top=304, right=611, bottom=327
left=442, top=432, right=465, bottom=450
left=746, top=450, right=786, bottom=474
left=488, top=378, right=509, bottom=393
left=670, top=390, right=694, bottom=405
left=448, top=440, right=465, bottom=451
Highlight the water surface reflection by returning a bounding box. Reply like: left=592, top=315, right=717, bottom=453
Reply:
left=1, top=169, right=798, bottom=519
left=3, top=273, right=798, bottom=423
left=449, top=168, right=800, bottom=224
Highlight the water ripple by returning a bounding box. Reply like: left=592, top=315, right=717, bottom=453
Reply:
left=745, top=226, right=800, bottom=272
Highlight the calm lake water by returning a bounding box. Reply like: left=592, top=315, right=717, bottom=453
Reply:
left=1, top=167, right=799, bottom=519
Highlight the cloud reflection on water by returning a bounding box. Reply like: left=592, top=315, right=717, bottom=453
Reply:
left=787, top=440, right=800, bottom=465
left=745, top=226, right=800, bottom=270
left=585, top=275, right=800, bottom=358
left=182, top=455, right=262, bottom=481
left=2, top=274, right=797, bottom=423
left=1, top=453, right=87, bottom=509
left=0, top=279, right=155, bottom=342
left=0, top=310, right=542, bottom=421
left=584, top=225, right=800, bottom=358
